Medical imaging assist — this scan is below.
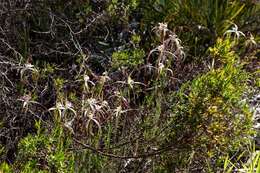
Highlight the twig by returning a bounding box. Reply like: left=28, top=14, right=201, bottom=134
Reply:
left=72, top=138, right=174, bottom=159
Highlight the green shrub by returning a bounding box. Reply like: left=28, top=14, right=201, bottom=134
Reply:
left=0, top=162, right=13, bottom=173
left=158, top=37, right=254, bottom=171
left=14, top=122, right=74, bottom=173
left=112, top=49, right=145, bottom=69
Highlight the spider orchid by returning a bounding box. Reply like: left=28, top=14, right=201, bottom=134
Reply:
left=64, top=118, right=75, bottom=134
left=158, top=63, right=164, bottom=75
left=245, top=33, right=257, bottom=48
left=20, top=63, right=38, bottom=81
left=17, top=94, right=42, bottom=113
left=83, top=74, right=95, bottom=92
left=85, top=112, right=102, bottom=135
left=169, top=34, right=182, bottom=49
left=158, top=62, right=174, bottom=77
left=99, top=71, right=111, bottom=84
left=114, top=106, right=124, bottom=118
left=49, top=100, right=77, bottom=120
left=113, top=106, right=126, bottom=125
left=85, top=98, right=98, bottom=112
left=224, top=23, right=245, bottom=40
left=141, top=63, right=157, bottom=70
left=108, top=91, right=129, bottom=108
left=147, top=44, right=164, bottom=57
left=140, top=63, right=174, bottom=79
left=148, top=24, right=184, bottom=65
left=116, top=76, right=146, bottom=89
left=95, top=72, right=111, bottom=99
left=148, top=44, right=178, bottom=65
left=75, top=74, right=95, bottom=93
left=83, top=98, right=109, bottom=135
left=84, top=98, right=109, bottom=116
left=113, top=106, right=134, bottom=118
left=136, top=63, right=157, bottom=77
left=153, top=23, right=168, bottom=38
left=113, top=105, right=134, bottom=137
left=168, top=34, right=185, bottom=58
left=158, top=23, right=168, bottom=32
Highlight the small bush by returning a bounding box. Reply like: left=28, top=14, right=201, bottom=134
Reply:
left=157, top=37, right=254, bottom=171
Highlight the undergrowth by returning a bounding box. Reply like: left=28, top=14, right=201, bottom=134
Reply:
left=0, top=0, right=259, bottom=172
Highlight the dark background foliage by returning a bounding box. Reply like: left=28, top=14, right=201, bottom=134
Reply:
left=0, top=0, right=259, bottom=172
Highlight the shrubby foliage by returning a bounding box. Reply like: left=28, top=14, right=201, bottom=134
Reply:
left=0, top=0, right=259, bottom=172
